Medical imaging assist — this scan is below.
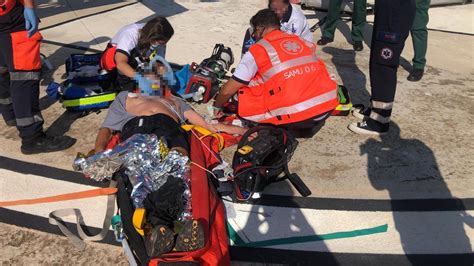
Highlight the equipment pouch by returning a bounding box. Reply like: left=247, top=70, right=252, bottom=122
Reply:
left=10, top=30, right=42, bottom=70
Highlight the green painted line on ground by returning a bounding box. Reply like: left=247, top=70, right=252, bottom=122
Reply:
left=227, top=223, right=388, bottom=248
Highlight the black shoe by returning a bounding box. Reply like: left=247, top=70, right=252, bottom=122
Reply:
left=348, top=119, right=389, bottom=136
left=145, top=225, right=175, bottom=257
left=317, top=37, right=333, bottom=46
left=353, top=41, right=363, bottom=51
left=21, top=134, right=76, bottom=155
left=407, top=68, right=424, bottom=82
left=175, top=219, right=205, bottom=252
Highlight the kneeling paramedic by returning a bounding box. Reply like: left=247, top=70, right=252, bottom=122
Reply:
left=214, top=8, right=338, bottom=137
left=100, top=16, right=174, bottom=91
left=95, top=60, right=247, bottom=154
left=0, top=0, right=76, bottom=154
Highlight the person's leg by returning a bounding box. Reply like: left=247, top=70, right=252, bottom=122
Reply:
left=281, top=112, right=330, bottom=138
left=349, top=0, right=415, bottom=135
left=351, top=0, right=367, bottom=49
left=5, top=31, right=76, bottom=154
left=0, top=33, right=43, bottom=139
left=408, top=0, right=430, bottom=81
left=319, top=0, right=343, bottom=43
left=0, top=49, right=16, bottom=127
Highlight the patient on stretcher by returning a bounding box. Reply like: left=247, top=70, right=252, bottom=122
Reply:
left=94, top=65, right=247, bottom=155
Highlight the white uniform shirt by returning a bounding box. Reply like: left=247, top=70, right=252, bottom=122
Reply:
left=111, top=23, right=166, bottom=58
left=280, top=4, right=313, bottom=43
left=234, top=4, right=313, bottom=83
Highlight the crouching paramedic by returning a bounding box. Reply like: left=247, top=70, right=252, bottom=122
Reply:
left=0, top=0, right=76, bottom=154
left=100, top=16, right=174, bottom=91
left=94, top=63, right=247, bottom=154
left=214, top=8, right=338, bottom=138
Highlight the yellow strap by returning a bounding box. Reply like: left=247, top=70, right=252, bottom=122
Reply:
left=62, top=93, right=117, bottom=107
left=132, top=208, right=146, bottom=236
left=335, top=102, right=353, bottom=111
left=181, top=124, right=225, bottom=151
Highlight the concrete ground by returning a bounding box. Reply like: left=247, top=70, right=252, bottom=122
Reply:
left=0, top=1, right=473, bottom=265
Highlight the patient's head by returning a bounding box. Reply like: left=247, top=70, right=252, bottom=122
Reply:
left=138, top=62, right=171, bottom=97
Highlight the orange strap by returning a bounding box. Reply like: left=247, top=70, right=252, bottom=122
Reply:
left=0, top=187, right=118, bottom=207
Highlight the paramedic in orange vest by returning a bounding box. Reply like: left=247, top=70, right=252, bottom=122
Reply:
left=213, top=8, right=338, bottom=137
left=0, top=0, right=76, bottom=154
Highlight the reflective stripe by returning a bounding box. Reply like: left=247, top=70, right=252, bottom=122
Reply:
left=369, top=111, right=391, bottom=124
left=10, top=72, right=41, bottom=81
left=371, top=100, right=393, bottom=110
left=262, top=55, right=319, bottom=81
left=242, top=90, right=337, bottom=122
left=259, top=39, right=280, bottom=65
left=16, top=115, right=43, bottom=127
left=0, top=97, right=12, bottom=105
left=248, top=77, right=264, bottom=87
left=303, top=40, right=316, bottom=54
left=62, top=93, right=117, bottom=107
left=0, top=66, right=8, bottom=74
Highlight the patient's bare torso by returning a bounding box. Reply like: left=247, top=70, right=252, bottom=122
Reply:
left=125, top=95, right=181, bottom=123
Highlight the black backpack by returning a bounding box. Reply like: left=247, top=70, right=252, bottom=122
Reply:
left=231, top=126, right=311, bottom=201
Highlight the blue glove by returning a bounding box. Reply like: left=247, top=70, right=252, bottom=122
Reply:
left=244, top=37, right=256, bottom=50
left=134, top=73, right=154, bottom=96
left=24, top=7, right=39, bottom=38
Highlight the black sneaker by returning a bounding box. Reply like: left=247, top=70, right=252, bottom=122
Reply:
left=351, top=104, right=371, bottom=120
left=145, top=225, right=175, bottom=257
left=21, top=134, right=76, bottom=155
left=407, top=68, right=424, bottom=82
left=317, top=36, right=333, bottom=46
left=174, top=219, right=204, bottom=252
left=353, top=41, right=363, bottom=51
left=348, top=120, right=389, bottom=136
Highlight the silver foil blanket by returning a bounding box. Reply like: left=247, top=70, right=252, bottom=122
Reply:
left=73, top=134, right=192, bottom=218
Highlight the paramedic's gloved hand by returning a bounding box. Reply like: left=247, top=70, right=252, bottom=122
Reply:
left=24, top=7, right=39, bottom=38
left=134, top=73, right=153, bottom=94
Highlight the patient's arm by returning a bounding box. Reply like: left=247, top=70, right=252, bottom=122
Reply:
left=95, top=127, right=113, bottom=153
left=184, top=109, right=247, bottom=135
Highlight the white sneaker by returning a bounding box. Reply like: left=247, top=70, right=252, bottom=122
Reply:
left=348, top=121, right=388, bottom=136
left=352, top=105, right=370, bottom=120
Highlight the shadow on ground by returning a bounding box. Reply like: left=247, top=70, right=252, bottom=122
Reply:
left=229, top=181, right=338, bottom=265
left=323, top=46, right=370, bottom=105
left=363, top=122, right=473, bottom=265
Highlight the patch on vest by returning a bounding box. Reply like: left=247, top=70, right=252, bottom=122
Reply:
left=380, top=47, right=393, bottom=60
left=280, top=40, right=303, bottom=55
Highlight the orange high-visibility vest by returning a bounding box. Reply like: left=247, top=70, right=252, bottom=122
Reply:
left=0, top=0, right=18, bottom=16
left=238, top=30, right=338, bottom=125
